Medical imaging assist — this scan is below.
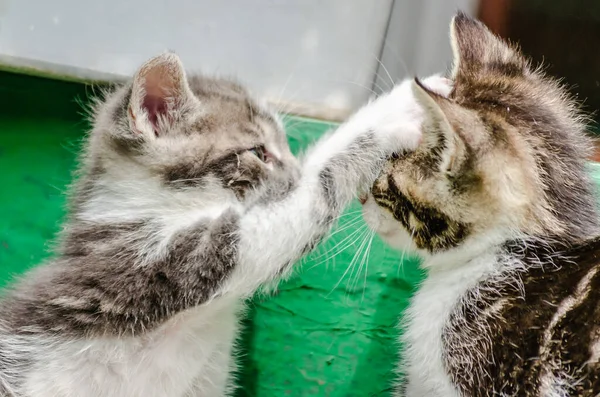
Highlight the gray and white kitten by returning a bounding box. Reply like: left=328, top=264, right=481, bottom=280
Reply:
left=362, top=12, right=600, bottom=397
left=0, top=53, right=450, bottom=396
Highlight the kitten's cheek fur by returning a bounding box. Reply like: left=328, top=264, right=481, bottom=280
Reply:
left=361, top=195, right=417, bottom=252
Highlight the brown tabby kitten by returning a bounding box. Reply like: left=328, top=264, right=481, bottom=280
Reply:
left=361, top=12, right=600, bottom=396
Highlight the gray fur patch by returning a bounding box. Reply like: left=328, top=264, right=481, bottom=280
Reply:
left=319, top=131, right=379, bottom=211
left=318, top=167, right=337, bottom=209
left=3, top=214, right=239, bottom=337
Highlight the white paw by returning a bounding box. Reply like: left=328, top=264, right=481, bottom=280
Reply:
left=354, top=81, right=422, bottom=153
left=354, top=74, right=452, bottom=154
left=421, top=74, right=453, bottom=97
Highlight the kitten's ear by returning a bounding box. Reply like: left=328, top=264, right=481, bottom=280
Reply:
left=128, top=53, right=194, bottom=136
left=449, top=12, right=525, bottom=78
left=411, top=78, right=465, bottom=173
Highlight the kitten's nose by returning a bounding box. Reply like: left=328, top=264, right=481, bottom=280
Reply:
left=358, top=194, right=368, bottom=205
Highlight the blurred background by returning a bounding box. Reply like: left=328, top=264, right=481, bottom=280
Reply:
left=3, top=0, right=600, bottom=123
left=1, top=1, right=600, bottom=396
left=478, top=0, right=600, bottom=159
left=0, top=0, right=475, bottom=120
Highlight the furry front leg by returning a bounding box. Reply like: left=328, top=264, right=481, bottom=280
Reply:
left=228, top=132, right=389, bottom=294
left=185, top=342, right=236, bottom=397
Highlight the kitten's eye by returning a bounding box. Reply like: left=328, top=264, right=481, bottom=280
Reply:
left=249, top=145, right=268, bottom=162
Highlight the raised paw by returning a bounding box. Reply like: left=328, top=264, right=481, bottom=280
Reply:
left=420, top=74, right=453, bottom=98
left=354, top=74, right=453, bottom=154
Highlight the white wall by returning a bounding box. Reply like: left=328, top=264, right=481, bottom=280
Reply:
left=0, top=0, right=475, bottom=120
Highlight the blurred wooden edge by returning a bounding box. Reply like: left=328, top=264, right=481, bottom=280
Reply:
left=590, top=139, right=600, bottom=162
left=265, top=99, right=349, bottom=123
left=0, top=54, right=128, bottom=85
left=0, top=55, right=350, bottom=123
left=477, top=0, right=512, bottom=37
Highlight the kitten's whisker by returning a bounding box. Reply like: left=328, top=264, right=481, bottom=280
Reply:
left=349, top=229, right=374, bottom=294
left=344, top=229, right=370, bottom=282
left=272, top=84, right=307, bottom=118
left=397, top=228, right=416, bottom=278
left=377, top=32, right=410, bottom=78
left=276, top=72, right=295, bottom=109
left=322, top=210, right=364, bottom=229
left=324, top=216, right=365, bottom=239
left=344, top=80, right=378, bottom=97
left=375, top=56, right=395, bottom=91
left=369, top=79, right=388, bottom=98
left=361, top=232, right=375, bottom=302
left=309, top=230, right=367, bottom=272
left=327, top=227, right=370, bottom=296
left=343, top=228, right=372, bottom=303
left=307, top=225, right=367, bottom=270
left=336, top=209, right=365, bottom=218
left=335, top=209, right=364, bottom=220
left=347, top=233, right=368, bottom=292
left=312, top=223, right=368, bottom=266
left=314, top=216, right=365, bottom=249
left=310, top=221, right=366, bottom=262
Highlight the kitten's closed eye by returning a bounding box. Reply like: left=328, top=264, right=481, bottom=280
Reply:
left=248, top=145, right=272, bottom=163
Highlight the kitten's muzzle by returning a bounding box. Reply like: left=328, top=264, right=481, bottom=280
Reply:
left=358, top=192, right=368, bottom=205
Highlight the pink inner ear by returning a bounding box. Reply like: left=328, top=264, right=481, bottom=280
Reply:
left=142, top=94, right=168, bottom=135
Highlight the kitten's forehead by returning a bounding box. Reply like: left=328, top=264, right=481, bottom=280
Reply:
left=187, top=75, right=283, bottom=143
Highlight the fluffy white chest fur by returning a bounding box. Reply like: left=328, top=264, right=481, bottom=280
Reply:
left=401, top=251, right=499, bottom=397
left=22, top=298, right=239, bottom=397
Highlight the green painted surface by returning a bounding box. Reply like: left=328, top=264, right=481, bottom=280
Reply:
left=0, top=72, right=90, bottom=284
left=2, top=71, right=599, bottom=396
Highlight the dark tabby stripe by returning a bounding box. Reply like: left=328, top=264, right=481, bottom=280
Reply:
left=372, top=176, right=470, bottom=252
left=163, top=149, right=266, bottom=198
left=319, top=166, right=338, bottom=209
left=444, top=237, right=600, bottom=396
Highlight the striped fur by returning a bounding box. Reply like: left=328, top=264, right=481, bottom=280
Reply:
left=361, top=12, right=600, bottom=396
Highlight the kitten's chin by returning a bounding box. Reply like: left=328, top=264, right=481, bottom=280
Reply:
left=361, top=195, right=418, bottom=253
